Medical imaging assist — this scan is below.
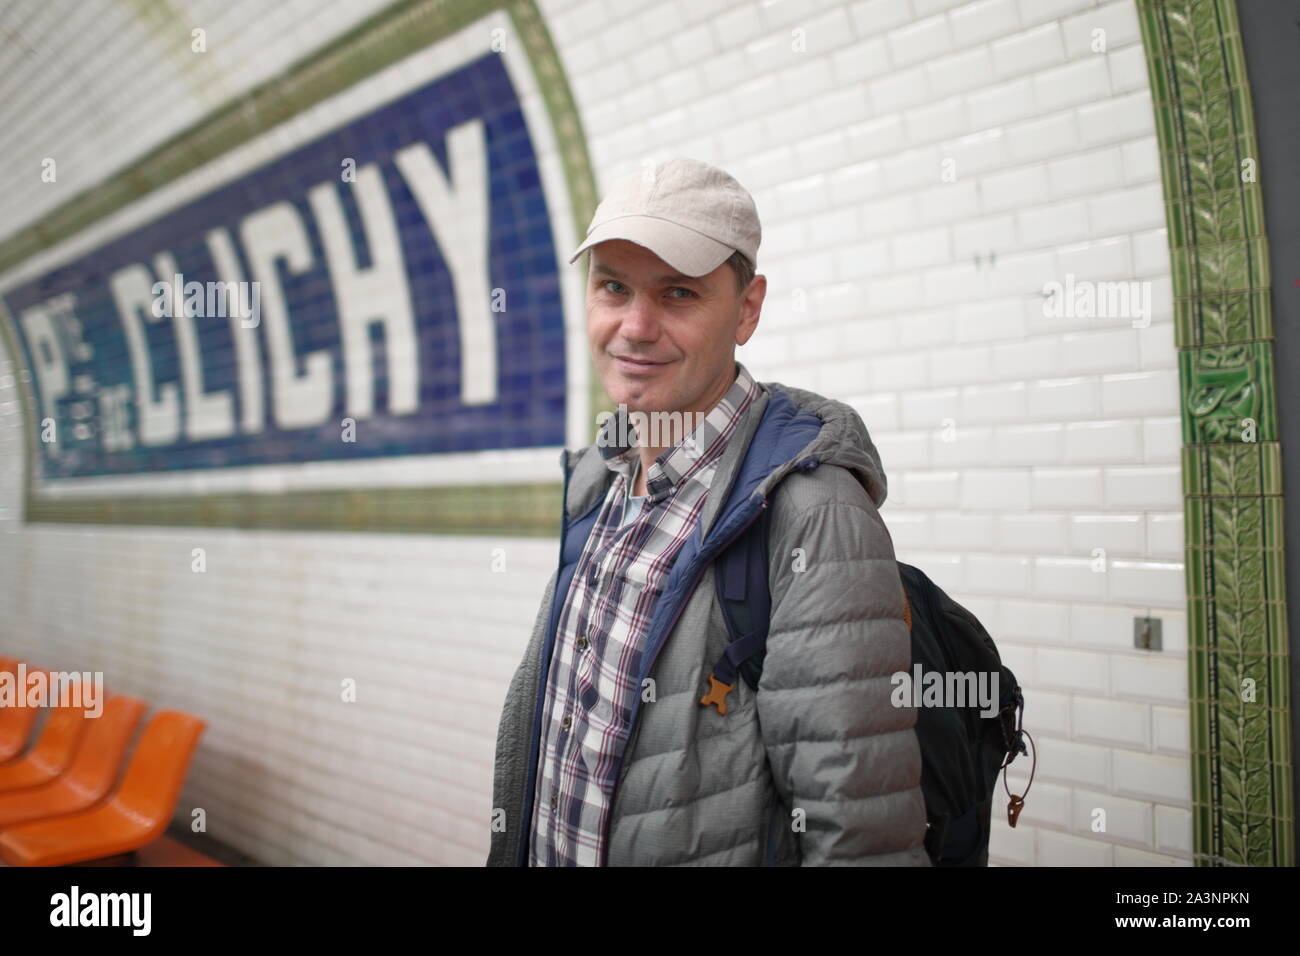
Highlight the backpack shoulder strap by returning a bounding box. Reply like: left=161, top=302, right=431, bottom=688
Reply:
left=701, top=505, right=772, bottom=714
left=702, top=500, right=911, bottom=714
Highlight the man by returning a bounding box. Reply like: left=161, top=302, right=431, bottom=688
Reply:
left=487, top=157, right=930, bottom=866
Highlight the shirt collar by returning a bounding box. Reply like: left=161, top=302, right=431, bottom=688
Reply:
left=596, top=360, right=760, bottom=503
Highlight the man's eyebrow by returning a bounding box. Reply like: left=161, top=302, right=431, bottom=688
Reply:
left=591, top=262, right=702, bottom=285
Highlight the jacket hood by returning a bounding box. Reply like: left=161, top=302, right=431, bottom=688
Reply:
left=561, top=378, right=888, bottom=543
left=758, top=380, right=888, bottom=509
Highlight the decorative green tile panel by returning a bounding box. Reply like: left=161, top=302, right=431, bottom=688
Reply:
left=1140, top=0, right=1293, bottom=865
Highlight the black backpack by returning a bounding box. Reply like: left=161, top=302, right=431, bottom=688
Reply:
left=702, top=505, right=1035, bottom=866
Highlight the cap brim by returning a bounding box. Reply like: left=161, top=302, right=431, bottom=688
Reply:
left=568, top=215, right=734, bottom=277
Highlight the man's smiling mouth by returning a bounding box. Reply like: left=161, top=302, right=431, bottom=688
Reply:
left=613, top=354, right=673, bottom=372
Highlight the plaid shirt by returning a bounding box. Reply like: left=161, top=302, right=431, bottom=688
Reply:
left=528, top=361, right=762, bottom=866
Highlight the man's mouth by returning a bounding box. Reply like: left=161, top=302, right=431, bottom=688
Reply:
left=613, top=355, right=670, bottom=371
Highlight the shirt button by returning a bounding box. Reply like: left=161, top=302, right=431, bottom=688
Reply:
left=562, top=714, right=572, bottom=731
left=550, top=795, right=558, bottom=810
left=576, top=636, right=588, bottom=651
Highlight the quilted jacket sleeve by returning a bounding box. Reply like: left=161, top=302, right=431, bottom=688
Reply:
left=757, top=471, right=931, bottom=865
left=485, top=567, right=558, bottom=867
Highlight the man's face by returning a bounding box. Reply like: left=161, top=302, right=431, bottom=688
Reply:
left=586, top=239, right=765, bottom=423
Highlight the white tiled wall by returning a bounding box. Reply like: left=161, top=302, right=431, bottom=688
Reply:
left=0, top=0, right=1188, bottom=865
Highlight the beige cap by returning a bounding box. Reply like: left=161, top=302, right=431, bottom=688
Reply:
left=568, top=157, right=761, bottom=277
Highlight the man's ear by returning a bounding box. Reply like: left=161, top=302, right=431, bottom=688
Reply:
left=735, top=274, right=766, bottom=347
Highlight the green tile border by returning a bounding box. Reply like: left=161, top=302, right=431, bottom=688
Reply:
left=0, top=0, right=612, bottom=537
left=1140, top=0, right=1293, bottom=865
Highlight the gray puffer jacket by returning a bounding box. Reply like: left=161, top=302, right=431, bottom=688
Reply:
left=487, top=378, right=931, bottom=865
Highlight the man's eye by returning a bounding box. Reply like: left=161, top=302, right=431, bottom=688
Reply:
left=602, top=280, right=626, bottom=294
left=667, top=287, right=696, bottom=299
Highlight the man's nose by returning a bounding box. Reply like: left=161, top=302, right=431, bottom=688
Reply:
left=617, top=294, right=664, bottom=339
